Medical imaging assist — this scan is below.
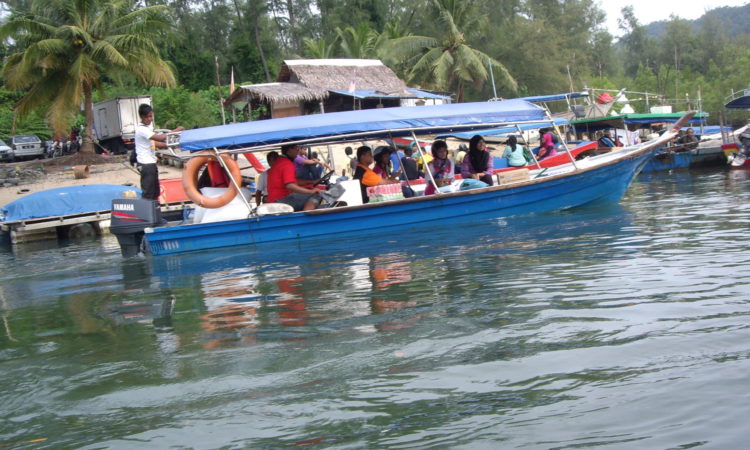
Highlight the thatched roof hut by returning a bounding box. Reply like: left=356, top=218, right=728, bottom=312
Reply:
left=277, top=59, right=411, bottom=98
left=225, top=59, right=448, bottom=119
left=225, top=82, right=318, bottom=107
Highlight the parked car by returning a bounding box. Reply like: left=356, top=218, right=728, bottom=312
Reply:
left=0, top=138, right=12, bottom=162
left=10, top=135, right=44, bottom=160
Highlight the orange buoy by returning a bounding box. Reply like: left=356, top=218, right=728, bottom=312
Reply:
left=182, top=153, right=242, bottom=208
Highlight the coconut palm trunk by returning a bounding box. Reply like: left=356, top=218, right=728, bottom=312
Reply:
left=82, top=82, right=95, bottom=154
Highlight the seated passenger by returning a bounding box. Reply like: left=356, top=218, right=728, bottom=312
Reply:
left=461, top=135, right=494, bottom=185
left=454, top=144, right=468, bottom=174
left=345, top=146, right=357, bottom=176
left=424, top=140, right=454, bottom=195
left=502, top=135, right=534, bottom=167
left=353, top=146, right=400, bottom=204
left=372, top=146, right=401, bottom=180
left=537, top=129, right=558, bottom=160
left=254, top=151, right=279, bottom=206
left=598, top=130, right=617, bottom=148
left=400, top=146, right=421, bottom=181
left=267, top=144, right=322, bottom=211
left=679, top=127, right=699, bottom=150
left=294, top=146, right=331, bottom=184
left=411, top=141, right=433, bottom=173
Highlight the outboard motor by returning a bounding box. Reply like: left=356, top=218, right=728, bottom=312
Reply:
left=110, top=198, right=162, bottom=257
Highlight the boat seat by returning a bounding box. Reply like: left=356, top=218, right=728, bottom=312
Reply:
left=256, top=203, right=294, bottom=216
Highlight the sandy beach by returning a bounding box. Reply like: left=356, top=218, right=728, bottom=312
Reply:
left=0, top=156, right=184, bottom=208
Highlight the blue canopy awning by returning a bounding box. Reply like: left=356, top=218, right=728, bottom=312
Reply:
left=406, top=88, right=452, bottom=101
left=571, top=112, right=707, bottom=132
left=328, top=89, right=405, bottom=99
left=725, top=95, right=750, bottom=109
left=436, top=117, right=568, bottom=140
left=179, top=99, right=547, bottom=151
left=517, top=92, right=589, bottom=103
left=327, top=88, right=452, bottom=101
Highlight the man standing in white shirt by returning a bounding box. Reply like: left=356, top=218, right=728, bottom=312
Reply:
left=134, top=104, right=184, bottom=200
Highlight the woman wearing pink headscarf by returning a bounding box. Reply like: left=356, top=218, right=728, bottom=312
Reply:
left=537, top=129, right=558, bottom=160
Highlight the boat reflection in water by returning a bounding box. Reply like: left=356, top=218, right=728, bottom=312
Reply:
left=146, top=204, right=634, bottom=350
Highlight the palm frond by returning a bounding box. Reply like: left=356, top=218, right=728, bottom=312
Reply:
left=0, top=17, right=56, bottom=41
left=431, top=50, right=456, bottom=88
left=382, top=35, right=439, bottom=62
left=453, top=45, right=487, bottom=81
left=90, top=40, right=128, bottom=67
left=408, top=48, right=445, bottom=86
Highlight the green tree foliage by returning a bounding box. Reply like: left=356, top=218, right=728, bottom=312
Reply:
left=383, top=0, right=516, bottom=102
left=149, top=85, right=223, bottom=129
left=5, top=0, right=750, bottom=135
left=302, top=36, right=339, bottom=59
left=336, top=24, right=377, bottom=58
left=1, top=0, right=177, bottom=153
left=617, top=6, right=656, bottom=77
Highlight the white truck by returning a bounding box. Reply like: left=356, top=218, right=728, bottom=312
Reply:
left=93, top=96, right=152, bottom=154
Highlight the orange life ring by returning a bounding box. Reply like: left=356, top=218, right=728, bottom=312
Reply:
left=182, top=153, right=242, bottom=208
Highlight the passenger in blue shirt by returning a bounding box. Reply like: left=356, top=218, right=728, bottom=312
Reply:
left=390, top=148, right=405, bottom=173
left=598, top=130, right=620, bottom=148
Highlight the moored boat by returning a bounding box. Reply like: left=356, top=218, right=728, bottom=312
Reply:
left=718, top=90, right=750, bottom=169
left=571, top=112, right=708, bottom=172
left=109, top=100, right=693, bottom=257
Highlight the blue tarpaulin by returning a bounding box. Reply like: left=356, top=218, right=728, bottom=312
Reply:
left=179, top=99, right=547, bottom=152
left=697, top=125, right=732, bottom=135
left=0, top=184, right=141, bottom=223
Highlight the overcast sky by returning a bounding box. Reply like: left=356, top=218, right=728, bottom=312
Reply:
left=600, top=0, right=749, bottom=36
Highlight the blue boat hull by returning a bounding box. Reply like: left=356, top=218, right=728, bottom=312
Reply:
left=641, top=151, right=691, bottom=172
left=145, top=148, right=656, bottom=256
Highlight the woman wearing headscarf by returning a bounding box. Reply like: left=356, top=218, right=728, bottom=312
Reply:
left=460, top=135, right=494, bottom=185
left=502, top=135, right=534, bottom=167
left=537, top=129, right=558, bottom=160
left=424, top=140, right=454, bottom=195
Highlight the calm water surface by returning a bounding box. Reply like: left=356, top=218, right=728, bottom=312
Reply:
left=1, top=168, right=750, bottom=449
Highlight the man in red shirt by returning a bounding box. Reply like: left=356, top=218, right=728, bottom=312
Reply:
left=266, top=144, right=322, bottom=211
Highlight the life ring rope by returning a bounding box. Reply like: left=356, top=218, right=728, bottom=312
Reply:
left=182, top=153, right=243, bottom=208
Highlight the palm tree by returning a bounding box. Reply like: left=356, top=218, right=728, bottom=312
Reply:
left=336, top=24, right=376, bottom=59
left=302, top=36, right=339, bottom=59
left=382, top=0, right=516, bottom=102
left=1, top=0, right=176, bottom=154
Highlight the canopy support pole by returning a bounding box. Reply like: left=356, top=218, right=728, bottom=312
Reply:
left=546, top=110, right=578, bottom=170
left=515, top=124, right=542, bottom=169
left=388, top=133, right=415, bottom=193
left=411, top=131, right=441, bottom=194
left=211, top=148, right=253, bottom=215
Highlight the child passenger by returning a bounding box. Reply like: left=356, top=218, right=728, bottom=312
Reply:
left=424, top=140, right=454, bottom=195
